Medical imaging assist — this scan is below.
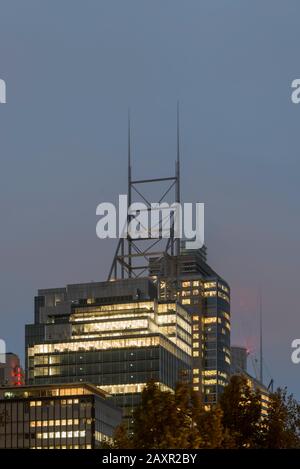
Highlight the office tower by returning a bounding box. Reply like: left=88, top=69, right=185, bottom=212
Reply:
left=104, top=118, right=231, bottom=405
left=0, top=353, right=24, bottom=386
left=149, top=245, right=231, bottom=404
left=25, top=278, right=192, bottom=429
left=0, top=383, right=121, bottom=449
left=25, top=123, right=229, bottom=412
left=231, top=346, right=248, bottom=375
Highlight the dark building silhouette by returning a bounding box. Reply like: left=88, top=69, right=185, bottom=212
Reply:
left=0, top=383, right=121, bottom=448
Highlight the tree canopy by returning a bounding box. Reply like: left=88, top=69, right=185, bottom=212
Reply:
left=106, top=376, right=300, bottom=449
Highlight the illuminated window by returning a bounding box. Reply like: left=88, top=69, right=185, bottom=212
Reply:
left=219, top=284, right=229, bottom=293
left=182, top=281, right=191, bottom=288
left=203, top=370, right=217, bottom=376
left=204, top=379, right=217, bottom=385
left=181, top=290, right=190, bottom=297
left=193, top=351, right=199, bottom=357
left=204, top=282, right=216, bottom=289
left=218, top=292, right=230, bottom=303
left=204, top=317, right=216, bottom=324
left=182, top=299, right=190, bottom=305
left=204, top=291, right=216, bottom=298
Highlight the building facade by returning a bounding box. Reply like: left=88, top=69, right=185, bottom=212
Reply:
left=0, top=353, right=24, bottom=387
left=0, top=383, right=121, bottom=449
left=25, top=279, right=192, bottom=429
left=231, top=345, right=270, bottom=417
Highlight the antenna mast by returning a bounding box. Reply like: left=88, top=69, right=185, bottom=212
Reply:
left=108, top=107, right=181, bottom=280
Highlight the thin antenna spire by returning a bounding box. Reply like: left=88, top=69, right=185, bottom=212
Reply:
left=259, top=288, right=263, bottom=384
left=128, top=109, right=131, bottom=175
left=176, top=101, right=180, bottom=200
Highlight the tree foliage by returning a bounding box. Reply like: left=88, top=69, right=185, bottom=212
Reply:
left=219, top=375, right=262, bottom=447
left=261, top=387, right=300, bottom=448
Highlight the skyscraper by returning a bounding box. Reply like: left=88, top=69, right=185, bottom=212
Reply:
left=25, top=124, right=230, bottom=413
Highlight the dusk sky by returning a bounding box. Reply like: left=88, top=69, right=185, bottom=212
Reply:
left=0, top=1, right=300, bottom=397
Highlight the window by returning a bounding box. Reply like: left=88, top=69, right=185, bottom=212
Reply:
left=182, top=281, right=191, bottom=288
left=181, top=290, right=190, bottom=297
left=182, top=299, right=190, bottom=305
left=204, top=282, right=216, bottom=289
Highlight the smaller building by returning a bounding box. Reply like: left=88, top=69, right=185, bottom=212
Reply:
left=0, top=383, right=121, bottom=449
left=0, top=353, right=24, bottom=387
left=231, top=346, right=248, bottom=375
left=231, top=346, right=270, bottom=417
left=244, top=373, right=270, bottom=418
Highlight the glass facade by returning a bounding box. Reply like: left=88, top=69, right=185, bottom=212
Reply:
left=0, top=384, right=121, bottom=449
left=150, top=247, right=231, bottom=404
left=26, top=297, right=192, bottom=430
